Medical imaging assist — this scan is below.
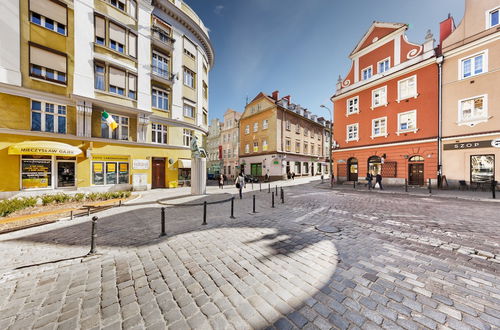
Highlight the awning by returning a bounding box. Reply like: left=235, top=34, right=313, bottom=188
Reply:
left=177, top=159, right=191, bottom=169
left=8, top=141, right=82, bottom=157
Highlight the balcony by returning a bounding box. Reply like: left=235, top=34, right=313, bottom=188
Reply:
left=151, top=27, right=175, bottom=53
left=151, top=66, right=175, bottom=86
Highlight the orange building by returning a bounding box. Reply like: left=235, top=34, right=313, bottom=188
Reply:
left=331, top=22, right=439, bottom=186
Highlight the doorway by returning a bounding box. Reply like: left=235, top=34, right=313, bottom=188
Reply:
left=152, top=158, right=166, bottom=189
left=57, top=161, right=76, bottom=188
left=347, top=157, right=358, bottom=181
left=408, top=155, right=424, bottom=186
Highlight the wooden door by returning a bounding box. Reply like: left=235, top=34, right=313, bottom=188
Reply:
left=152, top=158, right=166, bottom=189
left=408, top=163, right=424, bottom=186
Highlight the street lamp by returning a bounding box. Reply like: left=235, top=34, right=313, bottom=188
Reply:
left=320, top=104, right=334, bottom=188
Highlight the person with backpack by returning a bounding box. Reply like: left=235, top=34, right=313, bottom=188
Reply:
left=365, top=172, right=373, bottom=189
left=236, top=172, right=245, bottom=199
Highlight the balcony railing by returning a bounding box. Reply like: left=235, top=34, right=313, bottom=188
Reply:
left=151, top=66, right=176, bottom=83
left=152, top=27, right=175, bottom=48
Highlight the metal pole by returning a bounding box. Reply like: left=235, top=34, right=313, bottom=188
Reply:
left=119, top=200, right=122, bottom=207
left=160, top=207, right=166, bottom=237
left=87, top=206, right=91, bottom=216
left=428, top=178, right=432, bottom=194
left=252, top=182, right=254, bottom=190
left=70, top=210, right=73, bottom=220
left=330, top=116, right=333, bottom=188
left=230, top=197, right=235, bottom=219
left=88, top=216, right=98, bottom=255
left=202, top=201, right=207, bottom=225
left=253, top=195, right=256, bottom=213
left=281, top=187, right=284, bottom=203
left=268, top=183, right=270, bottom=193
left=492, top=180, right=496, bottom=199
left=405, top=179, right=408, bottom=192
left=275, top=185, right=278, bottom=195
left=271, top=192, right=275, bottom=208
left=353, top=181, right=356, bottom=189
left=259, top=183, right=262, bottom=192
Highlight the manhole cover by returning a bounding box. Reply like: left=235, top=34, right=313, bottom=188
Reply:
left=315, top=225, right=340, bottom=233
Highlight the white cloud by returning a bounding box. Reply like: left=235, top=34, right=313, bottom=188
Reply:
left=214, top=5, right=224, bottom=15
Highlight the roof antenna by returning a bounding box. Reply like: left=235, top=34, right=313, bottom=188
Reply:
left=245, top=95, right=249, bottom=106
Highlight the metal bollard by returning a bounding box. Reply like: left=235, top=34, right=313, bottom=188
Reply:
left=268, top=183, right=270, bottom=193
left=368, top=180, right=371, bottom=191
left=405, top=179, right=408, bottom=192
left=87, top=206, right=91, bottom=216
left=259, top=183, right=262, bottom=192
left=281, top=187, right=284, bottom=203
left=272, top=192, right=275, bottom=208
left=230, top=197, right=235, bottom=219
left=275, top=185, right=278, bottom=195
left=253, top=195, right=256, bottom=213
left=353, top=181, right=356, bottom=189
left=492, top=180, right=497, bottom=199
left=70, top=210, right=73, bottom=220
left=160, top=207, right=166, bottom=237
left=88, top=216, right=98, bottom=255
left=428, top=178, right=432, bottom=194
left=202, top=201, right=207, bottom=225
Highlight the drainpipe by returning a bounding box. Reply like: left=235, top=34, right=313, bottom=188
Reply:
left=437, top=55, right=444, bottom=188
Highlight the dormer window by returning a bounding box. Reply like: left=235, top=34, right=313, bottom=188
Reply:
left=377, top=58, right=390, bottom=74
left=362, top=66, right=372, bottom=80
left=488, top=7, right=499, bottom=28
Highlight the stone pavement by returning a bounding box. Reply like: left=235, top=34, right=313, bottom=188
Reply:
left=0, top=182, right=499, bottom=329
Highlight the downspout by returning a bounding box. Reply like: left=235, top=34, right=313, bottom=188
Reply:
left=437, top=55, right=444, bottom=188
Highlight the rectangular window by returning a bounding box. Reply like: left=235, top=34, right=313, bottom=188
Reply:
left=245, top=125, right=250, bottom=134
left=183, top=129, right=193, bottom=146
left=377, top=58, right=390, bottom=73
left=461, top=52, right=486, bottom=79
left=346, top=123, right=358, bottom=141
left=108, top=67, right=126, bottom=96
left=109, top=23, right=126, bottom=53
left=347, top=96, right=359, bottom=115
left=128, top=33, right=137, bottom=58
left=398, top=110, right=417, bottom=132
left=372, top=86, right=387, bottom=108
left=489, top=8, right=499, bottom=28
left=152, top=88, right=169, bottom=111
left=245, top=144, right=249, bottom=154
left=101, top=113, right=128, bottom=140
left=295, top=123, right=300, bottom=134
left=285, top=120, right=291, bottom=130
left=151, top=123, right=168, bottom=144
left=459, top=95, right=487, bottom=124
left=372, top=117, right=387, bottom=137
left=253, top=122, right=258, bottom=132
left=263, top=140, right=268, bottom=151
left=304, top=142, right=308, bottom=154
left=184, top=49, right=196, bottom=59
left=362, top=66, right=372, bottom=80
left=262, top=119, right=268, bottom=129
left=285, top=139, right=291, bottom=152
left=128, top=74, right=136, bottom=99
left=95, top=15, right=105, bottom=45
left=152, top=52, right=169, bottom=78
left=304, top=128, right=309, bottom=137
left=471, top=155, right=495, bottom=183
left=128, top=0, right=137, bottom=18
left=253, top=141, right=259, bottom=152
left=183, top=104, right=195, bottom=118
left=202, top=82, right=208, bottom=99
left=22, top=156, right=52, bottom=189
left=31, top=100, right=66, bottom=134
left=295, top=141, right=301, bottom=153
left=109, top=0, right=125, bottom=11
left=94, top=64, right=105, bottom=90
left=29, top=45, right=67, bottom=84
left=398, top=76, right=417, bottom=100
left=29, top=0, right=67, bottom=35
left=203, top=108, right=208, bottom=125
left=183, top=68, right=195, bottom=88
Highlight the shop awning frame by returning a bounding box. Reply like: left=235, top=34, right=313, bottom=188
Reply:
left=177, top=159, right=191, bottom=169
left=8, top=141, right=82, bottom=157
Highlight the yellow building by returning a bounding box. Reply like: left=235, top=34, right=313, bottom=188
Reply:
left=239, top=91, right=330, bottom=180
left=0, top=0, right=214, bottom=198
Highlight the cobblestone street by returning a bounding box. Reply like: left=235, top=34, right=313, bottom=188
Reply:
left=0, top=182, right=499, bottom=330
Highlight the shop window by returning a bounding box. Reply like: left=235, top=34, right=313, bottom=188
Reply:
left=295, top=161, right=301, bottom=174
left=92, top=161, right=129, bottom=185
left=152, top=123, right=168, bottom=144
left=21, top=155, right=52, bottom=189
left=368, top=156, right=382, bottom=175
left=152, top=88, right=169, bottom=111
left=101, top=114, right=128, bottom=140
left=31, top=100, right=66, bottom=134
left=471, top=155, right=495, bottom=183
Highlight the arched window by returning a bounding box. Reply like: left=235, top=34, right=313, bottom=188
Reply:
left=368, top=156, right=382, bottom=175
left=409, top=155, right=424, bottom=162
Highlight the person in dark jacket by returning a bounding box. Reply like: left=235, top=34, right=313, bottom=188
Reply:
left=366, top=172, right=373, bottom=189
left=375, top=173, right=384, bottom=190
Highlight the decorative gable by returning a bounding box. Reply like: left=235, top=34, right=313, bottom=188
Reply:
left=350, top=22, right=406, bottom=57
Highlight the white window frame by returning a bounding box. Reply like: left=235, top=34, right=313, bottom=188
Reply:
left=371, top=117, right=388, bottom=139
left=262, top=119, right=269, bottom=129
left=152, top=88, right=169, bottom=111
left=486, top=6, right=500, bottom=29
left=458, top=50, right=488, bottom=80
left=183, top=129, right=193, bottom=146
left=346, top=96, right=359, bottom=116
left=397, top=75, right=418, bottom=102
left=244, top=125, right=250, bottom=134
left=285, top=120, right=291, bottom=130
left=361, top=66, right=373, bottom=80
left=397, top=110, right=418, bottom=135
left=253, top=122, right=258, bottom=132
left=30, top=12, right=66, bottom=36
left=377, top=57, right=390, bottom=74
left=253, top=141, right=259, bottom=153
left=30, top=100, right=67, bottom=134
left=285, top=139, right=291, bottom=152
left=152, top=52, right=169, bottom=79
left=183, top=67, right=195, bottom=88
left=263, top=140, right=268, bottom=151
left=295, top=141, right=301, bottom=153
left=346, top=123, right=359, bottom=142
left=151, top=123, right=168, bottom=144
left=102, top=113, right=129, bottom=140
left=371, top=86, right=387, bottom=109
left=457, top=94, right=489, bottom=126
left=245, top=144, right=249, bottom=154
left=183, top=103, right=195, bottom=118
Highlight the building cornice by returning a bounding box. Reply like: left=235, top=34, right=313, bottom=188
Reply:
left=443, top=32, right=500, bottom=58
left=0, top=83, right=72, bottom=105
left=442, top=130, right=500, bottom=141
left=149, top=115, right=208, bottom=134
left=333, top=138, right=438, bottom=153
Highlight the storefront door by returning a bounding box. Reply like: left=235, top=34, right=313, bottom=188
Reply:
left=152, top=158, right=166, bottom=189
left=57, top=161, right=76, bottom=188
left=250, top=163, right=262, bottom=177
left=408, top=163, right=424, bottom=186
left=347, top=158, right=358, bottom=181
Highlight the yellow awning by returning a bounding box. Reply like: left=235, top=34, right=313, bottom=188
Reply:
left=8, top=141, right=82, bottom=156
left=177, top=159, right=191, bottom=169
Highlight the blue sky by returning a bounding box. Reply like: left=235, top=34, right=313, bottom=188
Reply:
left=186, top=0, right=464, bottom=121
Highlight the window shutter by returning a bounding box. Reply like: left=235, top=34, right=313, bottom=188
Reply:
left=109, top=67, right=126, bottom=88
left=30, top=45, right=66, bottom=73
left=183, top=37, right=197, bottom=56
left=128, top=33, right=137, bottom=57
left=109, top=23, right=126, bottom=44
left=95, top=16, right=105, bottom=39
left=128, top=74, right=137, bottom=91
left=30, top=0, right=67, bottom=25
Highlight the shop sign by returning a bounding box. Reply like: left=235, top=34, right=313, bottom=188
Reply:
left=337, top=159, right=346, bottom=163
left=133, top=159, right=149, bottom=170
left=491, top=139, right=500, bottom=148
left=443, top=140, right=494, bottom=150
left=92, top=155, right=129, bottom=162
left=21, top=159, right=51, bottom=189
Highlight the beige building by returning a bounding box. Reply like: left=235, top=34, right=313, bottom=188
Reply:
left=207, top=118, right=221, bottom=176
left=440, top=0, right=500, bottom=188
left=239, top=91, right=330, bottom=180
left=220, top=109, right=241, bottom=179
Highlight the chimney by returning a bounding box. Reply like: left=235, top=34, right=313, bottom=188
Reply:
left=283, top=95, right=291, bottom=104
left=271, top=90, right=279, bottom=100
left=423, top=29, right=435, bottom=53
left=439, top=14, right=455, bottom=47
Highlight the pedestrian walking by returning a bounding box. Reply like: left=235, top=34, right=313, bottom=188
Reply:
left=375, top=173, right=384, bottom=190
left=236, top=172, right=246, bottom=199
left=218, top=173, right=224, bottom=189
left=365, top=172, right=373, bottom=189
left=264, top=173, right=269, bottom=182
left=292, top=172, right=295, bottom=180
